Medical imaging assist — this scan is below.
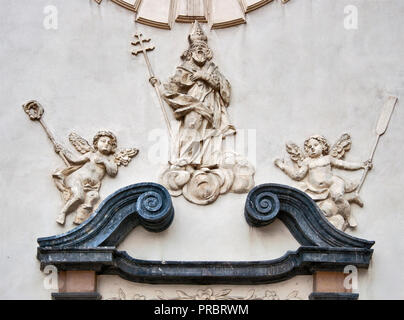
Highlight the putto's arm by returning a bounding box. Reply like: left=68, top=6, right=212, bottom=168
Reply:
left=103, top=158, right=118, bottom=177
left=60, top=147, right=89, bottom=165
left=285, top=163, right=309, bottom=181
left=275, top=159, right=309, bottom=181
left=331, top=158, right=365, bottom=171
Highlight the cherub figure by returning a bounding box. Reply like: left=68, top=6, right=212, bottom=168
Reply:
left=52, top=131, right=138, bottom=225
left=274, top=134, right=372, bottom=231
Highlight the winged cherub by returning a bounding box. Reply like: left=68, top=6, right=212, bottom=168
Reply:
left=52, top=131, right=138, bottom=225
left=274, top=134, right=372, bottom=231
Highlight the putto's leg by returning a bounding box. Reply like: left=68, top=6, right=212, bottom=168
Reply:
left=56, top=182, right=85, bottom=225
left=329, top=177, right=356, bottom=229
left=73, top=191, right=100, bottom=225
left=55, top=213, right=66, bottom=225
left=52, top=171, right=72, bottom=202
left=319, top=199, right=344, bottom=230
left=346, top=192, right=364, bottom=207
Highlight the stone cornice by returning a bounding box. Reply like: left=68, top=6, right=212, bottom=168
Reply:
left=37, top=182, right=374, bottom=284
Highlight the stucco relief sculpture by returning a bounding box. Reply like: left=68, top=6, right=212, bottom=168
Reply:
left=158, top=22, right=255, bottom=204
left=132, top=22, right=255, bottom=205
left=23, top=101, right=138, bottom=226
left=107, top=287, right=302, bottom=300
left=274, top=96, right=398, bottom=231
left=274, top=134, right=371, bottom=231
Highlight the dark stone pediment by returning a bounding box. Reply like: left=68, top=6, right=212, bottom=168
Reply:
left=37, top=183, right=374, bottom=284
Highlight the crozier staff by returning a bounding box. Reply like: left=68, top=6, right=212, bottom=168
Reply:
left=22, top=100, right=69, bottom=166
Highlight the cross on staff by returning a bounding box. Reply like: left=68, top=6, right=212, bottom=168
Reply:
left=131, top=32, right=174, bottom=140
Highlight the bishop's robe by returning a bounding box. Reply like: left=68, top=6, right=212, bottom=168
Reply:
left=163, top=60, right=235, bottom=168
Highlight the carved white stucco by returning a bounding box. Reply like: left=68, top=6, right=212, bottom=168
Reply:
left=0, top=0, right=403, bottom=299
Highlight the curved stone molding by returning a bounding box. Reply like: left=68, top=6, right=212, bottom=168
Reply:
left=37, top=182, right=174, bottom=249
left=37, top=183, right=374, bottom=284
left=92, top=0, right=291, bottom=30
left=108, top=245, right=373, bottom=284
left=245, top=184, right=374, bottom=249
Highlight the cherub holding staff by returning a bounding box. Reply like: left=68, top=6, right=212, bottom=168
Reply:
left=23, top=101, right=138, bottom=226
left=275, top=133, right=370, bottom=230
left=274, top=97, right=397, bottom=231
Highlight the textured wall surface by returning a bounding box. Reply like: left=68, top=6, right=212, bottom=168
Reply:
left=0, top=0, right=403, bottom=299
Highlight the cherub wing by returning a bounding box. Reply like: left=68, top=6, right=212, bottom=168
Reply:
left=114, top=148, right=139, bottom=167
left=285, top=142, right=305, bottom=166
left=68, top=132, right=93, bottom=154
left=330, top=133, right=351, bottom=159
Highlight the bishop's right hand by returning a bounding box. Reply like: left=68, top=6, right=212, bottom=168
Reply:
left=54, top=143, right=64, bottom=154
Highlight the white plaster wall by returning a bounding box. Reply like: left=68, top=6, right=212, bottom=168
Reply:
left=0, top=0, right=403, bottom=299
